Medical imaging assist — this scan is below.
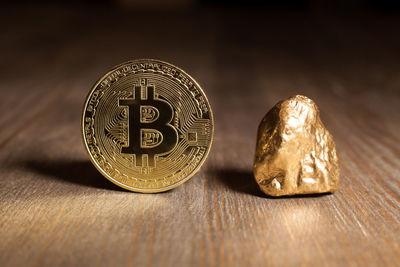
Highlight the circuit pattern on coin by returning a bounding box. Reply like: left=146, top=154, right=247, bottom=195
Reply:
left=82, top=60, right=213, bottom=192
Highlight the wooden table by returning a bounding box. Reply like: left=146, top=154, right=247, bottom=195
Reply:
left=1, top=7, right=399, bottom=267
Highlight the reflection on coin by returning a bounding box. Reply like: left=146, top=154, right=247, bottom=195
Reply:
left=82, top=59, right=214, bottom=192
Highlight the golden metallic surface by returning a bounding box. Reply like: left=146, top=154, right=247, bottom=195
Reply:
left=253, top=95, right=340, bottom=196
left=82, top=59, right=213, bottom=193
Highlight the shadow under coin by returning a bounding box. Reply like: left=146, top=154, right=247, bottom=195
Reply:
left=24, top=159, right=127, bottom=192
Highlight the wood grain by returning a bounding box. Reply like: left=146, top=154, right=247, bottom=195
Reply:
left=0, top=7, right=399, bottom=267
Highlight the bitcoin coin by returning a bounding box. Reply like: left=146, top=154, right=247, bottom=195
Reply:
left=82, top=59, right=214, bottom=192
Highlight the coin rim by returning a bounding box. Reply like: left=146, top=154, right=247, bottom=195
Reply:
left=81, top=59, right=214, bottom=193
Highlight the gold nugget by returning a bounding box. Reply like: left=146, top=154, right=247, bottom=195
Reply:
left=253, top=95, right=339, bottom=196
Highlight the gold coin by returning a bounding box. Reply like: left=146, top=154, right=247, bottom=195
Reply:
left=82, top=59, right=214, bottom=192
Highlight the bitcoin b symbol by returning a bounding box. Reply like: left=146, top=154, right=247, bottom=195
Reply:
left=119, top=83, right=178, bottom=167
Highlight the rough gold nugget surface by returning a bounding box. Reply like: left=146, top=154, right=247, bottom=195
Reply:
left=253, top=95, right=339, bottom=196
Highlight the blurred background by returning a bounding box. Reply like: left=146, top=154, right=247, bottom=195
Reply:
left=1, top=0, right=399, bottom=136
left=2, top=0, right=400, bottom=96
left=5, top=0, right=400, bottom=9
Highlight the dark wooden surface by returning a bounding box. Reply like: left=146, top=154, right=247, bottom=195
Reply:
left=0, top=7, right=399, bottom=267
